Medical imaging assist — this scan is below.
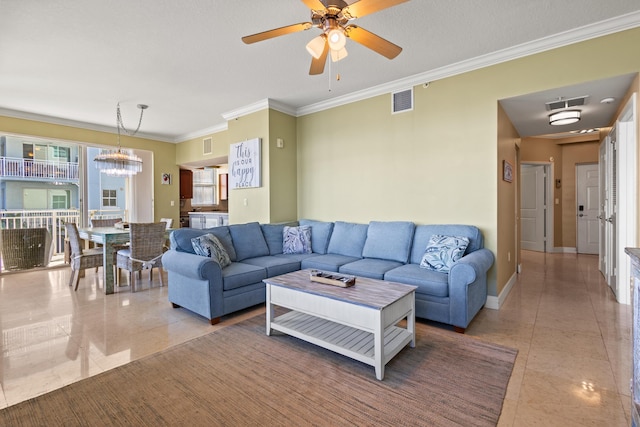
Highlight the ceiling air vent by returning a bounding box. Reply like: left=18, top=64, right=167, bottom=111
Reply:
left=203, top=137, right=212, bottom=155
left=545, top=95, right=589, bottom=111
left=392, top=88, right=413, bottom=114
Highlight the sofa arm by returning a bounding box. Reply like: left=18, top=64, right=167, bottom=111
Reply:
left=448, top=248, right=494, bottom=330
left=449, top=248, right=494, bottom=286
left=162, top=250, right=223, bottom=281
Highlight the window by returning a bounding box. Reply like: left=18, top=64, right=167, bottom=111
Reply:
left=102, top=189, right=117, bottom=207
left=51, top=146, right=70, bottom=162
left=192, top=168, right=217, bottom=206
left=51, top=194, right=67, bottom=209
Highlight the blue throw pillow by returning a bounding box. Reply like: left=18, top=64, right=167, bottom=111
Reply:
left=191, top=233, right=231, bottom=268
left=283, top=226, right=312, bottom=254
left=420, top=234, right=469, bottom=272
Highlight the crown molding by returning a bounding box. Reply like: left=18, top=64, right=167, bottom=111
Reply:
left=175, top=122, right=228, bottom=142
left=2, top=11, right=639, bottom=143
left=297, top=10, right=640, bottom=117
left=220, top=98, right=297, bottom=123
left=0, top=107, right=175, bottom=143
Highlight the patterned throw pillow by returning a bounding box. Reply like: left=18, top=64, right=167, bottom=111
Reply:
left=282, top=225, right=312, bottom=254
left=420, top=234, right=470, bottom=272
left=191, top=233, right=231, bottom=268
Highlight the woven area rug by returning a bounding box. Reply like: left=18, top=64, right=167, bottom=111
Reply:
left=0, top=314, right=517, bottom=426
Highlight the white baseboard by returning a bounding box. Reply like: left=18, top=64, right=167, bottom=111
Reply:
left=552, top=247, right=577, bottom=253
left=485, top=271, right=517, bottom=310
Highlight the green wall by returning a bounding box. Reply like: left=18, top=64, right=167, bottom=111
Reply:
left=4, top=27, right=640, bottom=300
left=296, top=27, right=640, bottom=298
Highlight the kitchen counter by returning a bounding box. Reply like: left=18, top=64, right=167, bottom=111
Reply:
left=188, top=211, right=229, bottom=228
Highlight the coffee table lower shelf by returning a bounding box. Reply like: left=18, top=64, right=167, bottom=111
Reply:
left=271, top=310, right=413, bottom=376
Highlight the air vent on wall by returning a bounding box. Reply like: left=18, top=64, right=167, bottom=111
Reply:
left=545, top=95, right=589, bottom=111
left=203, top=137, right=212, bottom=155
left=392, top=88, right=413, bottom=114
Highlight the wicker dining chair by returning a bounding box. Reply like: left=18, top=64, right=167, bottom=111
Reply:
left=90, top=218, right=122, bottom=227
left=0, top=228, right=52, bottom=271
left=159, top=218, right=173, bottom=229
left=65, top=222, right=104, bottom=291
left=116, top=222, right=166, bottom=292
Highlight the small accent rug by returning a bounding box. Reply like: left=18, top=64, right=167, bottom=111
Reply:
left=0, top=315, right=517, bottom=426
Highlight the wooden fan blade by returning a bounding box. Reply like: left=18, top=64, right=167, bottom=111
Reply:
left=242, top=22, right=312, bottom=44
left=345, top=25, right=402, bottom=59
left=309, top=39, right=329, bottom=75
left=300, top=0, right=326, bottom=11
left=343, top=0, right=409, bottom=19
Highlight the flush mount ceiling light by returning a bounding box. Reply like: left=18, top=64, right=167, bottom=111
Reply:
left=94, top=103, right=147, bottom=176
left=549, top=110, right=581, bottom=126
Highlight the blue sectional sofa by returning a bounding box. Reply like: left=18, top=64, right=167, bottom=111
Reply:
left=162, top=220, right=494, bottom=332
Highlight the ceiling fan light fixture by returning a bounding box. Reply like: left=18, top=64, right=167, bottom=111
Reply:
left=327, top=28, right=346, bottom=51
left=305, top=35, right=326, bottom=59
left=549, top=110, right=581, bottom=126
left=330, top=46, right=348, bottom=62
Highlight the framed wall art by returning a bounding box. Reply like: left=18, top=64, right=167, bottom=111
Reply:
left=229, top=138, right=261, bottom=189
left=503, top=160, right=513, bottom=183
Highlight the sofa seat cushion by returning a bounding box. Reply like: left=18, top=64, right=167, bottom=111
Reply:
left=274, top=253, right=320, bottom=263
left=241, top=256, right=301, bottom=277
left=222, top=262, right=267, bottom=291
left=299, top=219, right=334, bottom=254
left=339, top=258, right=403, bottom=280
left=229, top=222, right=269, bottom=261
left=384, top=264, right=449, bottom=298
left=301, top=254, right=361, bottom=272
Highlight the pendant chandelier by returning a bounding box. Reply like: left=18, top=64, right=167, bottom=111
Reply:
left=94, top=103, right=148, bottom=176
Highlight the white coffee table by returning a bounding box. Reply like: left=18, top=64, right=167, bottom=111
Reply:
left=264, top=269, right=417, bottom=380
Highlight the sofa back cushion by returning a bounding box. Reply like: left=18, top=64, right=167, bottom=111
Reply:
left=170, top=226, right=236, bottom=261
left=410, top=224, right=484, bottom=265
left=261, top=222, right=300, bottom=255
left=261, top=223, right=285, bottom=255
left=229, top=222, right=270, bottom=261
left=326, top=221, right=368, bottom=258
left=299, top=219, right=334, bottom=254
left=362, top=221, right=415, bottom=263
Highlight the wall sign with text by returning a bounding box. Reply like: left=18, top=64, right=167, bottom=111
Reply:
left=229, top=138, right=261, bottom=189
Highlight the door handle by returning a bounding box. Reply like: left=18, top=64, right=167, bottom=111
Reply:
left=606, top=217, right=614, bottom=223
left=578, top=213, right=584, bottom=217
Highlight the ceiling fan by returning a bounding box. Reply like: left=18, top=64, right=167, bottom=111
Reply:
left=242, top=0, right=408, bottom=75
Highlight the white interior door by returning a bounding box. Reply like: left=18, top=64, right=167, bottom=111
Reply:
left=607, top=127, right=618, bottom=294
left=577, top=164, right=599, bottom=254
left=521, top=164, right=546, bottom=252
left=599, top=140, right=608, bottom=274
left=614, top=94, right=637, bottom=305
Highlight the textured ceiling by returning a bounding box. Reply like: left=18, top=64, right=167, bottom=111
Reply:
left=1, top=0, right=639, bottom=142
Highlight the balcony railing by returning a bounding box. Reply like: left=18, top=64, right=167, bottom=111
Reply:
left=0, top=209, right=125, bottom=272
left=0, top=156, right=79, bottom=181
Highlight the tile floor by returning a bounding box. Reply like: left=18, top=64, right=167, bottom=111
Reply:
left=0, top=250, right=632, bottom=426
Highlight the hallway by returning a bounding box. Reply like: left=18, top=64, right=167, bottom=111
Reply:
left=0, top=251, right=632, bottom=425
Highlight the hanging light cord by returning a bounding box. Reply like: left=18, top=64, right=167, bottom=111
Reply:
left=116, top=103, right=147, bottom=142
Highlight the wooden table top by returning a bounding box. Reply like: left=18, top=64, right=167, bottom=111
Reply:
left=264, top=269, right=417, bottom=310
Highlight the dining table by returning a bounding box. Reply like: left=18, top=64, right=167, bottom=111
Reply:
left=77, top=226, right=172, bottom=294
